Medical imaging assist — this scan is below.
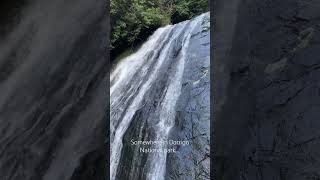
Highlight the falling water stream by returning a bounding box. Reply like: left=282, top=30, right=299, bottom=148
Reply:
left=110, top=13, right=209, bottom=180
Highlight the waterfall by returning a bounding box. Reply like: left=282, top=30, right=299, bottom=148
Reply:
left=110, top=12, right=210, bottom=180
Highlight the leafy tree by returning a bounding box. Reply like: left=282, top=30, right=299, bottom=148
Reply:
left=168, top=0, right=209, bottom=23
left=110, top=0, right=208, bottom=59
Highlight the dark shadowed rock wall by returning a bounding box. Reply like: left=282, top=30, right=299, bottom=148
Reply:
left=0, top=0, right=28, bottom=39
left=0, top=0, right=108, bottom=179
left=213, top=0, right=320, bottom=179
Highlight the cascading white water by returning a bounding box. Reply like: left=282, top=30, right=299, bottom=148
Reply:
left=110, top=13, right=208, bottom=180
left=146, top=19, right=199, bottom=180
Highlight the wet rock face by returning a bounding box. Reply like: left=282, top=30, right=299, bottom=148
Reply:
left=166, top=15, right=210, bottom=180
left=214, top=0, right=320, bottom=179
left=0, top=0, right=108, bottom=180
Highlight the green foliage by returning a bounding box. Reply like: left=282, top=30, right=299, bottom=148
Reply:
left=111, top=0, right=208, bottom=58
left=170, top=0, right=209, bottom=23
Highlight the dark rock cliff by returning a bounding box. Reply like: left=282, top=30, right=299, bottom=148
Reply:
left=0, top=0, right=108, bottom=179
left=213, top=0, right=320, bottom=179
